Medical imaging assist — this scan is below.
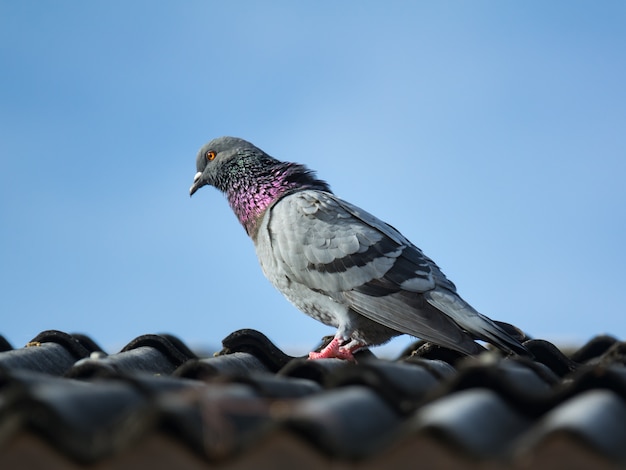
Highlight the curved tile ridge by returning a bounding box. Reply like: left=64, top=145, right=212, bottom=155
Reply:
left=402, top=356, right=457, bottom=380
left=515, top=389, right=626, bottom=463
left=524, top=339, right=578, bottom=377
left=0, top=331, right=92, bottom=376
left=594, top=341, right=626, bottom=367
left=0, top=335, right=13, bottom=352
left=30, top=330, right=94, bottom=358
left=121, top=334, right=196, bottom=362
left=225, top=373, right=322, bottom=399
left=68, top=334, right=195, bottom=378
left=405, top=388, right=530, bottom=459
left=174, top=352, right=271, bottom=380
left=326, top=360, right=445, bottom=414
left=555, top=364, right=626, bottom=403
left=404, top=341, right=471, bottom=366
left=279, top=385, right=401, bottom=459
left=156, top=333, right=199, bottom=359
left=219, top=329, right=295, bottom=372
left=279, top=357, right=354, bottom=384
left=569, top=335, right=619, bottom=364
left=67, top=333, right=106, bottom=355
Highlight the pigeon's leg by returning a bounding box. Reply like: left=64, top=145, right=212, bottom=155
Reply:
left=308, top=337, right=363, bottom=361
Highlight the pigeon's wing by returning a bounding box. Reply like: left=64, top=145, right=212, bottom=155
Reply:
left=335, top=198, right=529, bottom=354
left=267, top=190, right=528, bottom=355
left=334, top=195, right=529, bottom=355
left=267, top=190, right=438, bottom=294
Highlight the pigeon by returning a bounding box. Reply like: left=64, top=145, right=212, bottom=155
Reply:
left=189, top=136, right=530, bottom=360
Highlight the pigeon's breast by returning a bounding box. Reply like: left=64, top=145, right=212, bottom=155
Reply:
left=253, top=195, right=350, bottom=327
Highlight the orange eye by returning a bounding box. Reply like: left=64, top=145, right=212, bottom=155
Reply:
left=206, top=150, right=217, bottom=161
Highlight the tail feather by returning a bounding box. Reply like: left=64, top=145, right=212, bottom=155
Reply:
left=424, top=289, right=531, bottom=357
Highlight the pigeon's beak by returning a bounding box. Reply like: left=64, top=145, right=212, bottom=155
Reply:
left=189, top=172, right=203, bottom=197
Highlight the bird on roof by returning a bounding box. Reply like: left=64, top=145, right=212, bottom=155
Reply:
left=189, top=136, right=530, bottom=361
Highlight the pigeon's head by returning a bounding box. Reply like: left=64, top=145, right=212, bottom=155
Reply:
left=189, top=136, right=270, bottom=196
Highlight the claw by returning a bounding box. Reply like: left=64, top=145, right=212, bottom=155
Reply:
left=308, top=337, right=359, bottom=361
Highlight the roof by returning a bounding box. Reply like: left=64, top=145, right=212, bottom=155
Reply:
left=0, top=328, right=624, bottom=469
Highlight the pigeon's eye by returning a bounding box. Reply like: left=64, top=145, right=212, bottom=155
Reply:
left=205, top=150, right=217, bottom=161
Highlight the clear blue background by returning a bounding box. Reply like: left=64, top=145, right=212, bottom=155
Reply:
left=1, top=1, right=624, bottom=354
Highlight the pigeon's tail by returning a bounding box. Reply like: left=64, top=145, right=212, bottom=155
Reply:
left=470, top=315, right=533, bottom=357
left=424, top=289, right=532, bottom=357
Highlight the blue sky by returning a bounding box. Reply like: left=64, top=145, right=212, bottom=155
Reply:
left=1, top=2, right=624, bottom=355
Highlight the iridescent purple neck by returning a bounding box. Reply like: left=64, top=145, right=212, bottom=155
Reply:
left=224, top=163, right=330, bottom=238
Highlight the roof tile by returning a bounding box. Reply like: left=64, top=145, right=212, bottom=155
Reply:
left=516, top=389, right=626, bottom=462
left=281, top=385, right=401, bottom=459
left=1, top=327, right=626, bottom=468
left=409, top=388, right=530, bottom=458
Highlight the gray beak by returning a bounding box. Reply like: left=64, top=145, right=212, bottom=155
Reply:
left=189, top=172, right=203, bottom=196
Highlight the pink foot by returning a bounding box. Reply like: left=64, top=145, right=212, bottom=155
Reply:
left=308, top=337, right=358, bottom=361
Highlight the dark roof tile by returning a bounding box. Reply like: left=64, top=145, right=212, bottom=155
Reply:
left=407, top=388, right=530, bottom=458
left=174, top=352, right=271, bottom=379
left=280, top=385, right=401, bottom=459
left=569, top=334, right=619, bottom=363
left=326, top=360, right=443, bottom=414
left=402, top=356, right=457, bottom=379
left=0, top=344, right=76, bottom=376
left=404, top=341, right=470, bottom=365
left=524, top=339, right=578, bottom=376
left=219, top=372, right=323, bottom=399
left=154, top=381, right=272, bottom=461
left=0, top=335, right=13, bottom=352
left=595, top=341, right=626, bottom=366
left=68, top=334, right=195, bottom=378
left=557, top=364, right=626, bottom=401
left=440, top=357, right=557, bottom=403
left=219, top=329, right=295, bottom=372
left=66, top=333, right=106, bottom=354
left=1, top=328, right=626, bottom=468
left=516, top=389, right=626, bottom=462
left=278, top=357, right=355, bottom=384
left=121, top=334, right=196, bottom=363
left=0, top=370, right=151, bottom=463
left=30, top=330, right=95, bottom=357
